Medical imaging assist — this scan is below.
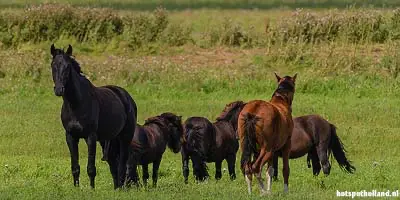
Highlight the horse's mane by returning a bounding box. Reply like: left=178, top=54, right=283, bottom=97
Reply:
left=53, top=47, right=83, bottom=75
left=144, top=116, right=168, bottom=129
left=272, top=78, right=296, bottom=108
left=69, top=56, right=83, bottom=75
left=216, top=101, right=245, bottom=121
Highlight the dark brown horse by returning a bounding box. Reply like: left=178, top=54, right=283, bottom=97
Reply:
left=126, top=113, right=183, bottom=187
left=238, top=73, right=297, bottom=195
left=181, top=101, right=246, bottom=183
left=272, top=115, right=355, bottom=180
left=50, top=44, right=137, bottom=189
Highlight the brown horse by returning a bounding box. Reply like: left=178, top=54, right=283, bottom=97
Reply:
left=238, top=72, right=297, bottom=195
left=126, top=112, right=183, bottom=187
left=272, top=115, right=355, bottom=180
left=181, top=101, right=246, bottom=183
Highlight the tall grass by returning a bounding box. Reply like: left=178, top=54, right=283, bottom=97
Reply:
left=3, top=5, right=400, bottom=50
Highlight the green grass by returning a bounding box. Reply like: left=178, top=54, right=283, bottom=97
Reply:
left=0, top=43, right=399, bottom=199
left=0, top=2, right=400, bottom=199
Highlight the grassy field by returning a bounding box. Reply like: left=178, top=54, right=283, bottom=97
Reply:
left=0, top=1, right=400, bottom=200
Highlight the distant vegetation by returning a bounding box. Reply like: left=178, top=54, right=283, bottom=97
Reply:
left=1, top=4, right=400, bottom=49
left=1, top=0, right=400, bottom=10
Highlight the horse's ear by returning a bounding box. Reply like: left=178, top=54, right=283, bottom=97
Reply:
left=66, top=44, right=73, bottom=56
left=274, top=72, right=281, bottom=82
left=50, top=44, right=56, bottom=57
left=292, top=73, right=298, bottom=83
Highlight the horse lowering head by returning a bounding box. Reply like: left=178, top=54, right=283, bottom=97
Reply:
left=159, top=112, right=183, bottom=153
left=272, top=72, right=297, bottom=106
left=183, top=117, right=214, bottom=181
left=50, top=44, right=82, bottom=96
left=216, top=101, right=247, bottom=131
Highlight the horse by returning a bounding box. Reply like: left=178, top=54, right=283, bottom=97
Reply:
left=125, top=112, right=183, bottom=187
left=272, top=114, right=355, bottom=180
left=50, top=44, right=137, bottom=189
left=181, top=101, right=246, bottom=183
left=238, top=72, right=297, bottom=195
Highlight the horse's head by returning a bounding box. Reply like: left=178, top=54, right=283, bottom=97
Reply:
left=50, top=44, right=82, bottom=96
left=183, top=117, right=213, bottom=181
left=272, top=72, right=297, bottom=106
left=159, top=112, right=183, bottom=153
left=216, top=101, right=247, bottom=131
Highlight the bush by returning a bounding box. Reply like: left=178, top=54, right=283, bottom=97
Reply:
left=268, top=9, right=390, bottom=44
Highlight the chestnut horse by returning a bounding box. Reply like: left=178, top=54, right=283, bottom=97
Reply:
left=238, top=73, right=297, bottom=195
left=272, top=115, right=355, bottom=180
left=181, top=101, right=246, bottom=183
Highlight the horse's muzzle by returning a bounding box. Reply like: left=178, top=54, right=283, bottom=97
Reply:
left=54, top=86, right=65, bottom=96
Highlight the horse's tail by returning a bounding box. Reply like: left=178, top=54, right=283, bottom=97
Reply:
left=100, top=139, right=119, bottom=162
left=240, top=113, right=260, bottom=175
left=329, top=124, right=356, bottom=173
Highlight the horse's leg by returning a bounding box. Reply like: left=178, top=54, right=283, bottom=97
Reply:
left=181, top=148, right=190, bottom=184
left=282, top=141, right=291, bottom=193
left=265, top=163, right=274, bottom=194
left=316, top=143, right=331, bottom=175
left=215, top=160, right=222, bottom=180
left=310, top=148, right=321, bottom=176
left=85, top=134, right=97, bottom=189
left=256, top=151, right=273, bottom=195
left=118, top=137, right=130, bottom=188
left=252, top=148, right=266, bottom=174
left=100, top=140, right=119, bottom=189
left=226, top=154, right=236, bottom=180
left=142, top=164, right=149, bottom=187
left=272, top=152, right=279, bottom=181
left=108, top=157, right=120, bottom=189
left=126, top=161, right=139, bottom=188
left=307, top=153, right=312, bottom=168
left=245, top=173, right=253, bottom=194
left=66, top=133, right=80, bottom=187
left=152, top=158, right=161, bottom=187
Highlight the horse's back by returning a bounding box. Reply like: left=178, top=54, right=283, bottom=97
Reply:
left=212, top=121, right=238, bottom=158
left=294, top=114, right=332, bottom=146
left=94, top=86, right=136, bottom=140
left=131, top=125, right=164, bottom=164
left=240, top=99, right=293, bottom=151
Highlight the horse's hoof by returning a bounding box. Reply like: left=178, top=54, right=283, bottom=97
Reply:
left=284, top=184, right=289, bottom=193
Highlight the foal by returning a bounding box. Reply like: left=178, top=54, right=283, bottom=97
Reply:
left=126, top=113, right=183, bottom=187
left=181, top=101, right=246, bottom=183
left=238, top=72, right=297, bottom=195
left=50, top=44, right=137, bottom=189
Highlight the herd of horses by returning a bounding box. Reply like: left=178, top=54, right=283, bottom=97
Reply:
left=50, top=44, right=356, bottom=195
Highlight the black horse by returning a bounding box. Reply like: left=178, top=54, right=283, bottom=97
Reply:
left=50, top=44, right=137, bottom=189
left=126, top=113, right=183, bottom=187
left=272, top=115, right=355, bottom=180
left=182, top=101, right=246, bottom=183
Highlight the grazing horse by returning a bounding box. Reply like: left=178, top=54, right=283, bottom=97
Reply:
left=238, top=72, right=297, bottom=195
left=50, top=44, right=137, bottom=189
left=126, top=113, right=183, bottom=187
left=272, top=115, right=355, bottom=180
left=182, top=101, right=246, bottom=183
